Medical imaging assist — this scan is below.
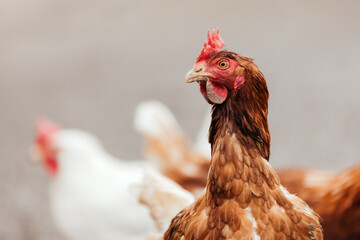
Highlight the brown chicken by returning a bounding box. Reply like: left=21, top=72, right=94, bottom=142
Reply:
left=278, top=165, right=360, bottom=240
left=134, top=100, right=210, bottom=196
left=163, top=29, right=323, bottom=240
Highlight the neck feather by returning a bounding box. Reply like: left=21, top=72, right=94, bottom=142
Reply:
left=209, top=90, right=270, bottom=160
left=206, top=93, right=276, bottom=205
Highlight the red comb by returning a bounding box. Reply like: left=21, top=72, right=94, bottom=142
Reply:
left=35, top=116, right=60, bottom=146
left=197, top=28, right=225, bottom=62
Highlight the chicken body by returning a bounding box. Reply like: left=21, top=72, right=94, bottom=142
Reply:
left=164, top=29, right=323, bottom=240
left=33, top=122, right=153, bottom=240
left=278, top=165, right=360, bottom=240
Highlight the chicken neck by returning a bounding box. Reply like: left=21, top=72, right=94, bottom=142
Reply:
left=206, top=96, right=278, bottom=207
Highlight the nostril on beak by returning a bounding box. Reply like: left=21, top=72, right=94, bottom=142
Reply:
left=195, top=67, right=202, bottom=73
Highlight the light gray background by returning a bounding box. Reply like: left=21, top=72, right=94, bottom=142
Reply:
left=1, top=0, right=359, bottom=239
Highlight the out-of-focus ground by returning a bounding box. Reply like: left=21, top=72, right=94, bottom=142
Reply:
left=0, top=0, right=359, bottom=239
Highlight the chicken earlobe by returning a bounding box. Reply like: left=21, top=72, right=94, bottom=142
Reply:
left=233, top=75, right=245, bottom=90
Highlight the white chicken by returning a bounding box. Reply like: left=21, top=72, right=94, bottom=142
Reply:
left=31, top=117, right=154, bottom=240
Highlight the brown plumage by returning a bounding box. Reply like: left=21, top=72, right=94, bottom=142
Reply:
left=163, top=29, right=323, bottom=240
left=278, top=165, right=360, bottom=240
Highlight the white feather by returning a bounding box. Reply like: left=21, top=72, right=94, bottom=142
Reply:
left=245, top=207, right=261, bottom=240
left=134, top=100, right=182, bottom=139
left=138, top=170, right=195, bottom=234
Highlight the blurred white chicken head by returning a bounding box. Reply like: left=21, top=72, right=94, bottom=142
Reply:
left=31, top=116, right=104, bottom=177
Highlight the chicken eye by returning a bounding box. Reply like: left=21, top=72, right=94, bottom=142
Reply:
left=218, top=60, right=229, bottom=70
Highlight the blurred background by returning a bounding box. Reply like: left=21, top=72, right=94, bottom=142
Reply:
left=0, top=0, right=359, bottom=239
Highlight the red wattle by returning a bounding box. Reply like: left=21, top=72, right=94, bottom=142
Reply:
left=45, top=156, right=58, bottom=177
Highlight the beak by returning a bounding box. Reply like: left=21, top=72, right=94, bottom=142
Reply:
left=185, top=68, right=210, bottom=83
left=29, top=144, right=43, bottom=163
